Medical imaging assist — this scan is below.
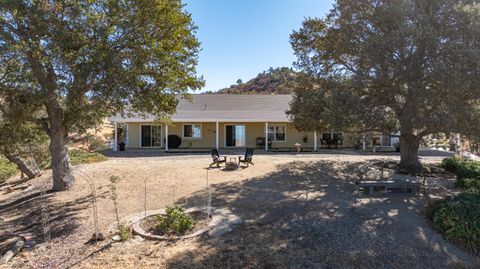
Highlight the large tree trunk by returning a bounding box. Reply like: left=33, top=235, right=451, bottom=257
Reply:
left=399, top=133, right=422, bottom=172
left=3, top=152, right=39, bottom=179
left=49, top=127, right=74, bottom=191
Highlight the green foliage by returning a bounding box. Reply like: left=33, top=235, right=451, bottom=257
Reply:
left=457, top=178, right=480, bottom=190
left=441, top=157, right=480, bottom=189
left=0, top=157, right=17, bottom=182
left=216, top=67, right=296, bottom=94
left=110, top=175, right=121, bottom=184
left=68, top=150, right=108, bottom=166
left=36, top=149, right=107, bottom=169
left=109, top=175, right=124, bottom=238
left=118, top=223, right=131, bottom=242
left=427, top=191, right=480, bottom=254
left=0, top=0, right=203, bottom=189
left=290, top=0, right=480, bottom=171
left=155, top=206, right=196, bottom=235
left=440, top=157, right=461, bottom=173
left=0, top=0, right=204, bottom=131
left=455, top=164, right=480, bottom=181
left=0, top=114, right=49, bottom=172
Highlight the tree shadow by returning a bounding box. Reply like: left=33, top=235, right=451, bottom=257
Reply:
left=0, top=186, right=107, bottom=254
left=166, top=160, right=479, bottom=268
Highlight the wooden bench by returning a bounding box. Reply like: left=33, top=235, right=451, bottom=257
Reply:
left=356, top=180, right=420, bottom=195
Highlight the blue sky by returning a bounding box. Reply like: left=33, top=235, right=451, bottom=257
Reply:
left=183, top=0, right=334, bottom=92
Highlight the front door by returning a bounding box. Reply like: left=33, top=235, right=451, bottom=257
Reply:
left=141, top=125, right=162, bottom=147
left=141, top=125, right=151, bottom=147
left=225, top=125, right=246, bottom=147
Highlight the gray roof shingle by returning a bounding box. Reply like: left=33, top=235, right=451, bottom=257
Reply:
left=110, top=94, right=293, bottom=122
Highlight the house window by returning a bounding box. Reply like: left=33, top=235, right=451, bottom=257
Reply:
left=321, top=132, right=343, bottom=145
left=183, top=124, right=202, bottom=139
left=268, top=125, right=286, bottom=142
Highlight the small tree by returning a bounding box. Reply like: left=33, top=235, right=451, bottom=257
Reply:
left=0, top=0, right=204, bottom=190
left=109, top=175, right=129, bottom=241
left=290, top=0, right=480, bottom=171
left=110, top=176, right=121, bottom=230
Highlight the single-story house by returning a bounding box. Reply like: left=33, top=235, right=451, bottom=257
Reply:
left=108, top=94, right=395, bottom=152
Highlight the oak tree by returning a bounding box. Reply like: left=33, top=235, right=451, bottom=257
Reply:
left=290, top=0, right=480, bottom=171
left=0, top=0, right=203, bottom=190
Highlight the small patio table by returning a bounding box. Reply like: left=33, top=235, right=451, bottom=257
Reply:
left=227, top=156, right=239, bottom=165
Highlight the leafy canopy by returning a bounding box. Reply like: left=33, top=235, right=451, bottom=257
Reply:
left=0, top=0, right=204, bottom=133
left=289, top=0, right=480, bottom=137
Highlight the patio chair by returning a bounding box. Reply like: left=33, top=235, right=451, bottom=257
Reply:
left=239, top=148, right=254, bottom=167
left=210, top=148, right=226, bottom=168
left=255, top=137, right=272, bottom=149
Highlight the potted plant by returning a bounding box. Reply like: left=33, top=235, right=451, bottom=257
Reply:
left=393, top=142, right=400, bottom=152
left=118, top=141, right=125, bottom=151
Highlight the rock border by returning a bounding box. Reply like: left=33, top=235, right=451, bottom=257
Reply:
left=131, top=207, right=220, bottom=241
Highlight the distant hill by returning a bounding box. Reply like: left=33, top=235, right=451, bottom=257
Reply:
left=214, top=67, right=297, bottom=94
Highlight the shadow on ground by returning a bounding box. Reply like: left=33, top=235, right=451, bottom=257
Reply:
left=166, top=160, right=478, bottom=269
left=0, top=182, right=102, bottom=255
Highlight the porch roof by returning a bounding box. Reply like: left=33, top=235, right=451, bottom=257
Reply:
left=109, top=94, right=293, bottom=123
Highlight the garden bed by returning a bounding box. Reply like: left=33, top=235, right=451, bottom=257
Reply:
left=131, top=207, right=217, bottom=240
left=140, top=211, right=211, bottom=236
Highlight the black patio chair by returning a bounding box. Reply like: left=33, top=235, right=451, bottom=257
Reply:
left=239, top=148, right=254, bottom=167
left=210, top=148, right=226, bottom=168
left=255, top=137, right=272, bottom=149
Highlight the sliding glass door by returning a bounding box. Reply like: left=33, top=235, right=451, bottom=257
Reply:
left=225, top=125, right=246, bottom=147
left=141, top=125, right=162, bottom=147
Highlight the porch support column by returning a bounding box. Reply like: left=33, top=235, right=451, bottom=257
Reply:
left=215, top=122, right=219, bottom=150
left=113, top=121, right=118, bottom=151
left=314, top=131, right=318, bottom=152
left=265, top=122, right=269, bottom=151
left=362, top=133, right=366, bottom=151
left=456, top=133, right=461, bottom=153
left=125, top=124, right=129, bottom=147
left=165, top=124, right=169, bottom=152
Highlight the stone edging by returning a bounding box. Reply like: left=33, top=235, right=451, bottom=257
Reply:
left=131, top=207, right=219, bottom=241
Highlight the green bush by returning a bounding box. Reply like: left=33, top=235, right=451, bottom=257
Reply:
left=440, top=157, right=460, bottom=173
left=155, top=206, right=196, bottom=235
left=457, top=162, right=480, bottom=180
left=118, top=223, right=131, bottom=241
left=0, top=157, right=17, bottom=182
left=441, top=157, right=480, bottom=188
left=427, top=191, right=480, bottom=254
left=456, top=178, right=480, bottom=190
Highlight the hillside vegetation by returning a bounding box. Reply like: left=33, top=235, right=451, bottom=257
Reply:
left=216, top=67, right=297, bottom=94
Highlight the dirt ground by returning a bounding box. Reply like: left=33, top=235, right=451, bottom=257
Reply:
left=1, top=150, right=479, bottom=269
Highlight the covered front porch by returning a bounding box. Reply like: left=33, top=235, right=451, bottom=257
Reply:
left=112, top=121, right=322, bottom=152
